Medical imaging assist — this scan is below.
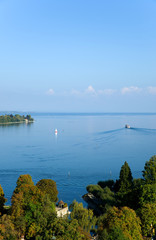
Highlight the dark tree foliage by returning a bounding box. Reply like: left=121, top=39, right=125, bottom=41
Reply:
left=113, top=179, right=120, bottom=193
left=130, top=178, right=144, bottom=210
left=86, top=185, right=116, bottom=214
left=98, top=226, right=128, bottom=240
left=98, top=180, right=115, bottom=191
left=118, top=161, right=133, bottom=192
left=139, top=183, right=156, bottom=206
left=0, top=184, right=6, bottom=214
left=142, top=155, right=156, bottom=184
left=25, top=115, right=33, bottom=121
left=36, top=179, right=58, bottom=203
left=115, top=162, right=134, bottom=207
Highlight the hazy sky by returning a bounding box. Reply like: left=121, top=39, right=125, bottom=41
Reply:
left=0, top=0, right=156, bottom=112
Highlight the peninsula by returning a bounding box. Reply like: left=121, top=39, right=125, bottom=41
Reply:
left=0, top=114, right=34, bottom=124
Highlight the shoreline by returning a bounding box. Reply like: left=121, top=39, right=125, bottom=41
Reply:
left=0, top=120, right=34, bottom=125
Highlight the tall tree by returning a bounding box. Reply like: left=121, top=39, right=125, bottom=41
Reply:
left=142, top=155, right=156, bottom=184
left=36, top=179, right=58, bottom=203
left=118, top=161, right=133, bottom=192
left=116, top=162, right=133, bottom=207
left=11, top=175, right=56, bottom=238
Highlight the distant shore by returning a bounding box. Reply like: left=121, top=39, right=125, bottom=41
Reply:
left=0, top=114, right=34, bottom=125
left=0, top=120, right=34, bottom=125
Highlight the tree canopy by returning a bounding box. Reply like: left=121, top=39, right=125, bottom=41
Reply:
left=0, top=215, right=18, bottom=240
left=98, top=206, right=143, bottom=240
left=138, top=203, right=156, bottom=237
left=70, top=200, right=96, bottom=233
left=11, top=175, right=56, bottom=238
left=36, top=179, right=58, bottom=203
left=142, top=155, right=156, bottom=184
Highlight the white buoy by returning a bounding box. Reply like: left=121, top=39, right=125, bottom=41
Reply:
left=55, top=128, right=58, bottom=135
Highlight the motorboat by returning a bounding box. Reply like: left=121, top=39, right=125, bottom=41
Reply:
left=125, top=124, right=130, bottom=129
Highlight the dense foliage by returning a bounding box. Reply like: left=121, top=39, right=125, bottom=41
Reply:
left=70, top=200, right=96, bottom=232
left=143, top=155, right=156, bottom=183
left=0, top=175, right=93, bottom=240
left=86, top=155, right=156, bottom=239
left=36, top=179, right=58, bottom=203
left=97, top=206, right=143, bottom=240
left=0, top=114, right=34, bottom=123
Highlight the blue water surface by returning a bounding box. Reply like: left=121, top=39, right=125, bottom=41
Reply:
left=0, top=113, right=156, bottom=205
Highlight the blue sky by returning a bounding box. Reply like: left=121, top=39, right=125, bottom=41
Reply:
left=0, top=0, right=156, bottom=112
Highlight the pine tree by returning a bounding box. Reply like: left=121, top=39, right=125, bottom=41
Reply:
left=119, top=161, right=133, bottom=193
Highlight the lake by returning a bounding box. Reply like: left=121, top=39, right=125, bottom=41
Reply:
left=0, top=113, right=156, bottom=205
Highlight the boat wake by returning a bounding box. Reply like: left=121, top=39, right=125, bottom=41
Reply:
left=98, top=128, right=124, bottom=135
left=95, top=128, right=124, bottom=144
left=130, top=127, right=156, bottom=135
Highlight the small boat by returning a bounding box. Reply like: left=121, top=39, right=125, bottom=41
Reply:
left=125, top=124, right=130, bottom=129
left=55, top=128, right=58, bottom=134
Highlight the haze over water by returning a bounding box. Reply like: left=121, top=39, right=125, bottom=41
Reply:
left=0, top=113, right=156, bottom=205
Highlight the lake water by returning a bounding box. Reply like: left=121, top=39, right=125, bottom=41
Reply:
left=0, top=113, right=156, bottom=205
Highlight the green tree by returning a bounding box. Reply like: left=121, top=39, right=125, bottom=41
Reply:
left=143, top=155, right=156, bottom=184
left=138, top=203, right=156, bottom=237
left=11, top=175, right=56, bottom=238
left=116, top=162, right=133, bottom=207
left=139, top=183, right=156, bottom=206
left=70, top=200, right=96, bottom=233
left=118, top=161, right=133, bottom=192
left=0, top=215, right=18, bottom=240
left=130, top=178, right=144, bottom=210
left=25, top=115, right=33, bottom=121
left=16, top=174, right=34, bottom=189
left=98, top=226, right=128, bottom=240
left=0, top=185, right=6, bottom=214
left=25, top=194, right=56, bottom=239
left=49, top=218, right=91, bottom=240
left=98, top=180, right=115, bottom=191
left=86, top=184, right=116, bottom=213
left=98, top=206, right=143, bottom=240
left=36, top=179, right=58, bottom=203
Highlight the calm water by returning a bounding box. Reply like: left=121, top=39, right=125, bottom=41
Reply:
left=0, top=113, right=156, bottom=205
